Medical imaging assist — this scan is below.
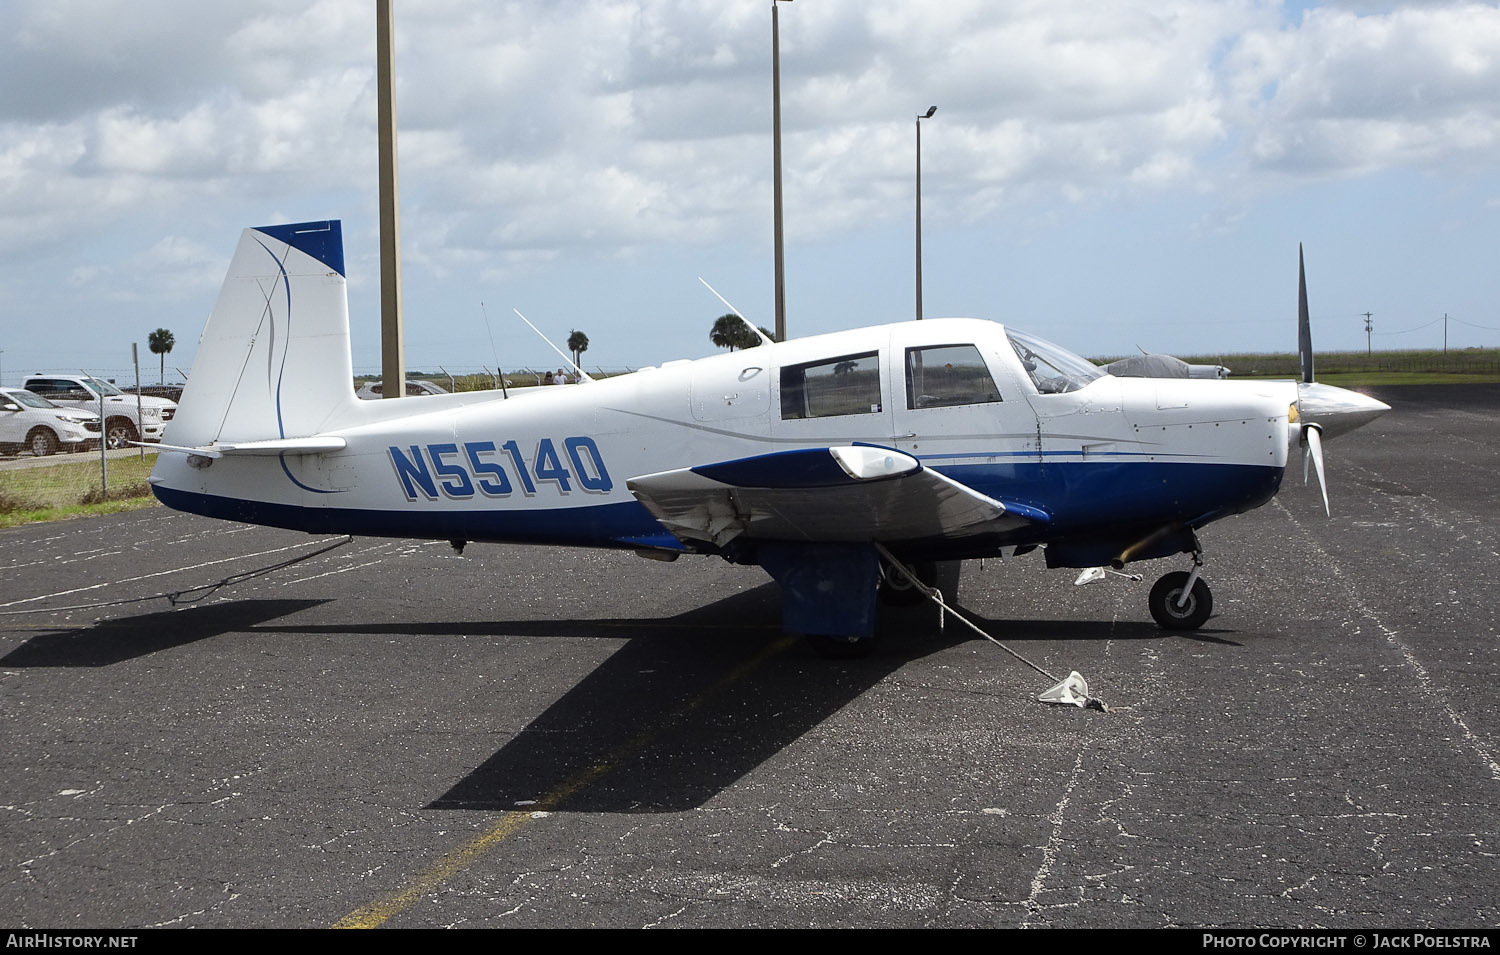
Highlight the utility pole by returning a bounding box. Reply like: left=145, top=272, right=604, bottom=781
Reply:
left=915, top=106, right=936, bottom=320
left=1444, top=313, right=1449, bottom=353
left=1362, top=312, right=1373, bottom=355
left=771, top=1, right=793, bottom=343
left=377, top=0, right=406, bottom=398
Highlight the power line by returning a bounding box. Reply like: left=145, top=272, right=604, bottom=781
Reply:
left=1372, top=318, right=1443, bottom=336
left=1453, top=317, right=1500, bottom=331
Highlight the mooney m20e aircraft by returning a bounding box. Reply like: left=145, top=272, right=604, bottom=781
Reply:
left=149, top=221, right=1389, bottom=649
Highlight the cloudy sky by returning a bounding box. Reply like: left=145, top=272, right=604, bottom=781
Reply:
left=1, top=0, right=1497, bottom=383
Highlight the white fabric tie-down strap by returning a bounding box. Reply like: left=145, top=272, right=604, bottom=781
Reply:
left=873, top=542, right=1109, bottom=712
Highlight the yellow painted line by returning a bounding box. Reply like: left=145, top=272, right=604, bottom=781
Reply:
left=334, top=632, right=799, bottom=929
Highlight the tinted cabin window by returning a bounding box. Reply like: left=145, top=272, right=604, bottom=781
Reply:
left=905, top=344, right=1001, bottom=409
left=780, top=352, right=882, bottom=419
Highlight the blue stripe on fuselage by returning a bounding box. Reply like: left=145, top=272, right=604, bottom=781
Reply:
left=937, top=459, right=1283, bottom=538
left=153, top=459, right=1280, bottom=553
left=150, top=485, right=678, bottom=549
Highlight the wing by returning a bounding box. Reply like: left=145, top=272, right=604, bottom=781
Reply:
left=626, top=446, right=1048, bottom=548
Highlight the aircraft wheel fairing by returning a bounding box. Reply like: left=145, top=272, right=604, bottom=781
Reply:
left=1148, top=571, right=1213, bottom=630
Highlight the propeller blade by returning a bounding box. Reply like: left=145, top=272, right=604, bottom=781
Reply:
left=1305, top=424, right=1329, bottom=515
left=1298, top=244, right=1314, bottom=384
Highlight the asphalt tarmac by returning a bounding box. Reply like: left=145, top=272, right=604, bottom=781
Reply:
left=2, top=384, right=1497, bottom=929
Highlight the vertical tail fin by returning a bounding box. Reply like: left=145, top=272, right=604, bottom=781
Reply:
left=169, top=220, right=359, bottom=446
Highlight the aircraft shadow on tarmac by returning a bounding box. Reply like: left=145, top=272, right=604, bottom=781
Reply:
left=947, top=613, right=1242, bottom=647
left=0, top=583, right=1239, bottom=811
left=416, top=586, right=1228, bottom=814
left=0, top=599, right=330, bottom=667
left=425, top=583, right=959, bottom=813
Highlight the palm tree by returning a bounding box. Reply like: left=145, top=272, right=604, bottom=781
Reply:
left=710, top=314, right=740, bottom=350
left=567, top=330, right=589, bottom=370
left=711, top=314, right=768, bottom=351
left=147, top=328, right=175, bottom=385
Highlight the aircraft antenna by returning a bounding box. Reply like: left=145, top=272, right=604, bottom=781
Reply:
left=697, top=278, right=776, bottom=346
left=512, top=308, right=595, bottom=382
left=479, top=302, right=508, bottom=397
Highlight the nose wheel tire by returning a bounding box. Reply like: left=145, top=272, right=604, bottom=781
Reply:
left=1148, top=570, right=1213, bottom=630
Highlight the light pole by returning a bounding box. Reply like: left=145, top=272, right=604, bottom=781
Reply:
left=771, top=0, right=793, bottom=342
left=377, top=0, right=406, bottom=398
left=915, top=105, right=936, bottom=320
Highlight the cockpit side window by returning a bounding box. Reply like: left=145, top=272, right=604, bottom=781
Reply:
left=905, top=344, right=1001, bottom=409
left=780, top=351, right=882, bottom=419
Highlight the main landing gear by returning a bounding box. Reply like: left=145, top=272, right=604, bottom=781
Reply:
left=1147, top=552, right=1213, bottom=630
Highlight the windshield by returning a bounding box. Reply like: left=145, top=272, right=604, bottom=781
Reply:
left=5, top=389, right=60, bottom=409
left=1006, top=328, right=1103, bottom=394
left=83, top=377, right=125, bottom=397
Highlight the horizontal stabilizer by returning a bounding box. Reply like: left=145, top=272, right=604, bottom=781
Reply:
left=148, top=436, right=346, bottom=457
left=628, top=446, right=1048, bottom=548
left=214, top=436, right=348, bottom=455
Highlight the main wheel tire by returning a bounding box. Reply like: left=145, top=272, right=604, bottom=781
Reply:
left=878, top=560, right=936, bottom=606
left=28, top=428, right=59, bottom=457
left=105, top=418, right=137, bottom=450
left=1148, top=571, right=1213, bottom=630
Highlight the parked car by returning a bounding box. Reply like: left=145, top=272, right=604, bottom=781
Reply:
left=0, top=387, right=102, bottom=456
left=121, top=383, right=186, bottom=403
left=23, top=374, right=177, bottom=449
left=355, top=379, right=449, bottom=399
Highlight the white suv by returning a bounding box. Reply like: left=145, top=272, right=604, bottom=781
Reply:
left=0, top=387, right=102, bottom=456
left=24, top=375, right=177, bottom=449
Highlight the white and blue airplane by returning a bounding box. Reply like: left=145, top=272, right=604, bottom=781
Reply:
left=148, top=221, right=1389, bottom=649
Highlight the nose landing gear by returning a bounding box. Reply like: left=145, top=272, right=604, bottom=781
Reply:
left=1148, top=552, right=1213, bottom=630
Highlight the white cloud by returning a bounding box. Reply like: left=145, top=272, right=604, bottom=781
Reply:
left=4, top=0, right=1491, bottom=264
left=1, top=0, right=1497, bottom=373
left=1228, top=2, right=1500, bottom=176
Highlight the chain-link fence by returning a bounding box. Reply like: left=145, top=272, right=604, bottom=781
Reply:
left=0, top=365, right=639, bottom=394
left=0, top=447, right=158, bottom=526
